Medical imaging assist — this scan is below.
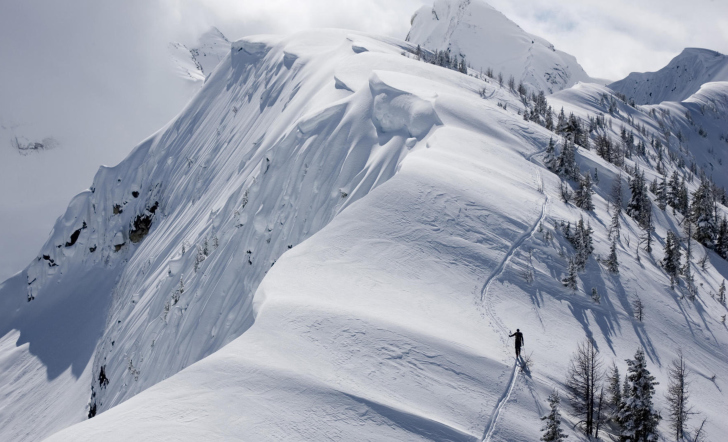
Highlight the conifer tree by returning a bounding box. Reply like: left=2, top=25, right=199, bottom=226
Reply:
left=678, top=177, right=689, bottom=215
left=567, top=339, right=603, bottom=437
left=606, top=237, right=619, bottom=273
left=627, top=167, right=651, bottom=228
left=541, top=391, right=569, bottom=441
left=563, top=258, right=578, bottom=291
left=641, top=209, right=653, bottom=254
left=665, top=350, right=691, bottom=441
left=607, top=363, right=623, bottom=423
left=683, top=223, right=695, bottom=297
left=612, top=174, right=624, bottom=214
left=718, top=280, right=726, bottom=305
left=575, top=173, right=594, bottom=211
left=555, top=138, right=578, bottom=179
left=715, top=216, right=728, bottom=259
left=619, top=348, right=661, bottom=442
left=656, top=174, right=668, bottom=211
left=689, top=178, right=716, bottom=247
left=545, top=137, right=557, bottom=171
left=662, top=231, right=682, bottom=287
left=668, top=171, right=681, bottom=212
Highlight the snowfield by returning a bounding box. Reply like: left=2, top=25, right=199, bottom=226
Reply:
left=610, top=48, right=728, bottom=105
left=406, top=0, right=592, bottom=94
left=1, top=1, right=727, bottom=441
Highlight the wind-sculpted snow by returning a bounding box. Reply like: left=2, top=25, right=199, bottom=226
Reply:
left=3, top=15, right=728, bottom=442
left=610, top=48, right=728, bottom=105
left=407, top=0, right=592, bottom=94
left=0, top=30, right=447, bottom=441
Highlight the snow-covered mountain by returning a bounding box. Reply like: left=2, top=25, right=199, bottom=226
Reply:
left=169, top=27, right=230, bottom=83
left=406, top=0, right=592, bottom=94
left=2, top=4, right=728, bottom=442
left=610, top=48, right=728, bottom=105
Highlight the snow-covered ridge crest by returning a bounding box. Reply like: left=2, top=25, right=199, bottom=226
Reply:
left=0, top=30, right=443, bottom=441
left=406, top=0, right=592, bottom=93
left=169, top=27, right=230, bottom=83
left=610, top=48, right=728, bottom=105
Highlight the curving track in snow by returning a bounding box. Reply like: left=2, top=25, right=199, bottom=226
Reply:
left=482, top=361, right=520, bottom=442
left=478, top=148, right=549, bottom=441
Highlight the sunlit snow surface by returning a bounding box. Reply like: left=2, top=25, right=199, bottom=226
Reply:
left=0, top=24, right=726, bottom=442
left=406, top=0, right=593, bottom=94
left=610, top=48, right=728, bottom=105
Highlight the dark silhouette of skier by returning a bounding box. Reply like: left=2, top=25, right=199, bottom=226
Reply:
left=509, top=329, right=524, bottom=359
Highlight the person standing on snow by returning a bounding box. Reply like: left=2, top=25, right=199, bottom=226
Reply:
left=509, top=329, right=524, bottom=358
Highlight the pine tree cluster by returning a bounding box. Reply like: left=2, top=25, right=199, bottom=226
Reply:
left=413, top=45, right=468, bottom=74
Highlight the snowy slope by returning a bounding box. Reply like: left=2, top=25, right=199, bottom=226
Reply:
left=2, top=7, right=728, bottom=442
left=406, top=0, right=592, bottom=94
left=609, top=48, right=728, bottom=105
left=10, top=30, right=722, bottom=442
left=169, top=27, right=230, bottom=83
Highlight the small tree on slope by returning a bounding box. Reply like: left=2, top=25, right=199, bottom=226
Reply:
left=662, top=231, right=681, bottom=287
left=607, top=363, right=622, bottom=424
left=541, top=391, right=569, bottom=441
left=606, top=237, right=619, bottom=273
left=666, top=349, right=692, bottom=441
left=575, top=173, right=594, bottom=211
left=689, top=178, right=716, bottom=247
left=619, top=349, right=661, bottom=442
left=566, top=339, right=603, bottom=436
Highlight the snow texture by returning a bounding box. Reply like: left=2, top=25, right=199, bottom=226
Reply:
left=1, top=5, right=727, bottom=442
left=610, top=48, right=728, bottom=105
left=406, top=0, right=592, bottom=94
left=169, top=27, right=230, bottom=83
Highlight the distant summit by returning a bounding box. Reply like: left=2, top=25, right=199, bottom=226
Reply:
left=406, top=0, right=592, bottom=93
left=169, top=27, right=230, bottom=83
left=609, top=48, right=728, bottom=104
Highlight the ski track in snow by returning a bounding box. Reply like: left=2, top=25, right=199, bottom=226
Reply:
left=481, top=361, right=520, bottom=442
left=477, top=148, right=548, bottom=441
left=479, top=150, right=548, bottom=345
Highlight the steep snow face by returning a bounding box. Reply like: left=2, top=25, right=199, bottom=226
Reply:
left=406, top=0, right=592, bottom=94
left=169, top=27, right=230, bottom=82
left=4, top=25, right=728, bottom=442
left=0, top=30, right=443, bottom=441
left=38, top=34, right=728, bottom=442
left=610, top=48, right=728, bottom=105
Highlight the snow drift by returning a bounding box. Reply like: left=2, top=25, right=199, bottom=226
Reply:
left=1, top=5, right=727, bottom=442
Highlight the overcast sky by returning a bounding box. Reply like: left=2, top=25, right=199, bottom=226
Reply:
left=1, top=0, right=727, bottom=280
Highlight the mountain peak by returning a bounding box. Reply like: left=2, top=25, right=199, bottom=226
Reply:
left=406, top=0, right=592, bottom=93
left=609, top=47, right=728, bottom=104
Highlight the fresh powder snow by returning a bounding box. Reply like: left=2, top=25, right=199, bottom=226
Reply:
left=1, top=1, right=727, bottom=441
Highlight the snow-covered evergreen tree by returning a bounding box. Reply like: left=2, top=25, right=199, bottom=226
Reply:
left=627, top=167, right=651, bottom=228
left=641, top=209, right=653, bottom=254
left=656, top=174, right=668, bottom=211
left=555, top=138, right=579, bottom=179
left=715, top=216, right=728, bottom=259
left=545, top=137, right=556, bottom=172
left=689, top=178, right=716, bottom=247
left=541, top=391, right=568, bottom=441
left=575, top=173, right=594, bottom=211
left=662, top=231, right=682, bottom=287
left=619, top=348, right=661, bottom=442
left=607, top=363, right=622, bottom=423
left=606, top=237, right=619, bottom=273
left=563, top=258, right=578, bottom=291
